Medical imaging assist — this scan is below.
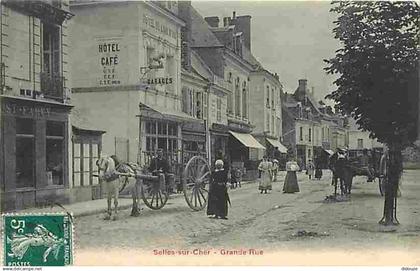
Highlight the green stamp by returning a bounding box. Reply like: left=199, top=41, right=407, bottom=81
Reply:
left=2, top=213, right=73, bottom=266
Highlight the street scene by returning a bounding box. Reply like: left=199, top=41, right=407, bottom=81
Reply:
left=0, top=0, right=419, bottom=267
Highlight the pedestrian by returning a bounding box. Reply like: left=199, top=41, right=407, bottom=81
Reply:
left=283, top=157, right=300, bottom=193
left=97, top=154, right=121, bottom=220
left=307, top=159, right=315, bottom=180
left=272, top=159, right=279, bottom=182
left=258, top=155, right=273, bottom=194
left=314, top=156, right=323, bottom=180
left=207, top=159, right=230, bottom=219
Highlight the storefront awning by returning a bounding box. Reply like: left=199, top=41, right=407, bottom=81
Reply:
left=138, top=103, right=202, bottom=123
left=229, top=131, right=265, bottom=149
left=266, top=138, right=288, bottom=153
left=324, top=149, right=334, bottom=156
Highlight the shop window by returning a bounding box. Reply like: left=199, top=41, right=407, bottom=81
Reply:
left=73, top=143, right=81, bottom=187
left=158, top=122, right=167, bottom=135
left=16, top=118, right=35, bottom=188
left=146, top=122, right=156, bottom=134
left=46, top=121, right=64, bottom=186
left=146, top=137, right=156, bottom=152
left=72, top=141, right=100, bottom=187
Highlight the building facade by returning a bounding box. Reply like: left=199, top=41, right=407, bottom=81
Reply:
left=0, top=0, right=74, bottom=211
left=69, top=1, right=202, bottom=176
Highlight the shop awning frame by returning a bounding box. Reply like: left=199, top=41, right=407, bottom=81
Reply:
left=266, top=138, right=288, bottom=153
left=138, top=103, right=203, bottom=123
left=229, top=131, right=266, bottom=150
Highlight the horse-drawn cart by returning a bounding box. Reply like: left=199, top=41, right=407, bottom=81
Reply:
left=108, top=155, right=211, bottom=212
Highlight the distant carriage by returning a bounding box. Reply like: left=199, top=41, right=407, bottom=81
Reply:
left=331, top=149, right=386, bottom=196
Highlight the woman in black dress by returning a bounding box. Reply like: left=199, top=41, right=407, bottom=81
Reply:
left=207, top=160, right=229, bottom=219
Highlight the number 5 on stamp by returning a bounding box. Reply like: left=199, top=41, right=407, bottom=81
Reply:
left=2, top=213, right=73, bottom=266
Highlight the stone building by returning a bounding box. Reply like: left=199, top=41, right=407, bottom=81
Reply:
left=282, top=79, right=346, bottom=169
left=69, top=1, right=204, bottom=176
left=0, top=0, right=74, bottom=210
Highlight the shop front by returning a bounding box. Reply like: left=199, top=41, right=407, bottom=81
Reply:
left=228, top=131, right=266, bottom=180
left=0, top=96, right=72, bottom=211
left=181, top=121, right=206, bottom=164
left=138, top=103, right=203, bottom=175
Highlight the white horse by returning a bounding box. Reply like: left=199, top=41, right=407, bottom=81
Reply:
left=96, top=156, right=146, bottom=219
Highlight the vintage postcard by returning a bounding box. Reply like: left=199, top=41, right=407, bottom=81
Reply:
left=0, top=0, right=419, bottom=268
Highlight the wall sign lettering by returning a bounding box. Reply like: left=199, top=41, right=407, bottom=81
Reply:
left=98, top=41, right=121, bottom=86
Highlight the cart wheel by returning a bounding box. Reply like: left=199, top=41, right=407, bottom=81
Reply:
left=379, top=176, right=386, bottom=196
left=141, top=174, right=168, bottom=210
left=183, top=156, right=211, bottom=211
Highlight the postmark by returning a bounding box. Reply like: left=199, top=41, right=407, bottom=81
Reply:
left=2, top=213, right=73, bottom=266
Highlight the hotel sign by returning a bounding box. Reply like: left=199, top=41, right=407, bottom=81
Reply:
left=98, top=41, right=122, bottom=86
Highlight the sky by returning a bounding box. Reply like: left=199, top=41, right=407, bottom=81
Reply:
left=192, top=0, right=341, bottom=104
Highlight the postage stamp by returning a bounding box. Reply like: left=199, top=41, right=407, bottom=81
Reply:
left=2, top=213, right=73, bottom=266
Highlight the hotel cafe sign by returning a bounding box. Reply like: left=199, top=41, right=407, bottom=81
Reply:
left=98, top=41, right=121, bottom=86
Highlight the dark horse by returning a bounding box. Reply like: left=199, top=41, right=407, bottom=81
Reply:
left=331, top=157, right=380, bottom=196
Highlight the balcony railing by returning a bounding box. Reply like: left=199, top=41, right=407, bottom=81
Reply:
left=40, top=72, right=64, bottom=101
left=2, top=0, right=74, bottom=25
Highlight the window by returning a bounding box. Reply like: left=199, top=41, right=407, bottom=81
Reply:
left=72, top=141, right=100, bottom=187
left=242, top=82, right=247, bottom=118
left=144, top=120, right=178, bottom=160
left=146, top=47, right=156, bottom=79
left=195, top=91, right=202, bottom=119
left=203, top=92, right=208, bottom=120
left=46, top=121, right=64, bottom=185
left=309, top=128, right=312, bottom=143
left=271, top=88, right=275, bottom=108
left=216, top=97, right=222, bottom=122
left=357, top=139, right=364, bottom=149
left=266, top=86, right=270, bottom=107
left=266, top=112, right=270, bottom=131
left=16, top=118, right=35, bottom=188
left=235, top=78, right=240, bottom=116
left=165, top=55, right=175, bottom=92
left=271, top=115, right=275, bottom=134
left=73, top=143, right=81, bottom=187
left=299, top=127, right=303, bottom=141
left=42, top=23, right=60, bottom=75
left=308, top=149, right=312, bottom=159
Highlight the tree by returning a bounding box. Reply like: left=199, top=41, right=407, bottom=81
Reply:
left=325, top=1, right=419, bottom=225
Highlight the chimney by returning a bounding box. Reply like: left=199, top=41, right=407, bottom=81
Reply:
left=298, top=79, right=307, bottom=94
left=204, top=16, right=219, bottom=27
left=235, top=15, right=251, bottom=50
left=223, top=17, right=231, bottom=27
left=178, top=1, right=192, bottom=70
left=233, top=11, right=236, bottom=19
